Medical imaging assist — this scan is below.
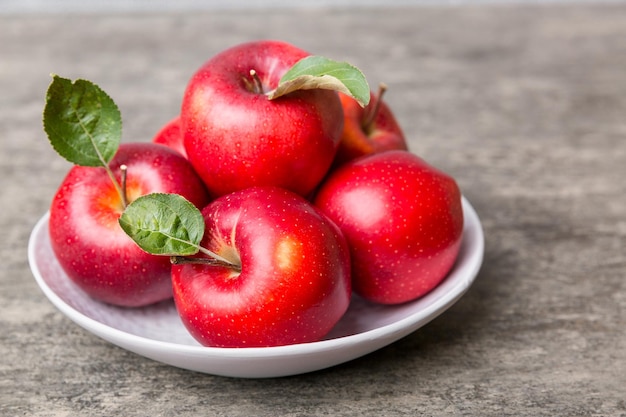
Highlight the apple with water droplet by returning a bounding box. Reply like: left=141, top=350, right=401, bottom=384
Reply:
left=49, top=143, right=209, bottom=307
left=333, top=83, right=408, bottom=167
left=152, top=116, right=186, bottom=158
left=180, top=40, right=345, bottom=198
left=314, top=150, right=463, bottom=305
left=170, top=186, right=351, bottom=347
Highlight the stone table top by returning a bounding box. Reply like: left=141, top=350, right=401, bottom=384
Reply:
left=1, top=3, right=625, bottom=416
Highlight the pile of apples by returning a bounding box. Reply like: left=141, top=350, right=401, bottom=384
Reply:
left=43, top=40, right=464, bottom=348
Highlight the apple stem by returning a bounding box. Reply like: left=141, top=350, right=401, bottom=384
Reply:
left=170, top=254, right=242, bottom=272
left=120, top=164, right=128, bottom=208
left=249, top=69, right=264, bottom=95
left=363, top=82, right=388, bottom=133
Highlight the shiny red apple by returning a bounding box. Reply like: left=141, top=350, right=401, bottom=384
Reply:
left=333, top=84, right=407, bottom=167
left=49, top=142, right=210, bottom=307
left=180, top=40, right=344, bottom=198
left=314, top=150, right=464, bottom=305
left=171, top=186, right=351, bottom=347
left=152, top=116, right=185, bottom=158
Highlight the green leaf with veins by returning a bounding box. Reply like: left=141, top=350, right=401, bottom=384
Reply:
left=43, top=74, right=121, bottom=167
left=267, top=55, right=370, bottom=107
left=119, top=193, right=205, bottom=256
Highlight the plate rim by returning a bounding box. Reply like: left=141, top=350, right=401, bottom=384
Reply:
left=28, top=196, right=484, bottom=371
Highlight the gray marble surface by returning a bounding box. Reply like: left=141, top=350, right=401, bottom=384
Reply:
left=2, top=4, right=625, bottom=416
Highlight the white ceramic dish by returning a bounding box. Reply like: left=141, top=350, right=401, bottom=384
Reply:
left=28, top=197, right=484, bottom=379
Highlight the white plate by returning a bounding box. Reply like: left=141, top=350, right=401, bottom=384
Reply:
left=28, top=197, right=484, bottom=378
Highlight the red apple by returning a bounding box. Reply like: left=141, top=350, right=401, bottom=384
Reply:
left=314, top=150, right=463, bottom=305
left=180, top=40, right=344, bottom=198
left=171, top=186, right=351, bottom=348
left=152, top=116, right=186, bottom=158
left=333, top=84, right=407, bottom=167
left=49, top=142, right=210, bottom=307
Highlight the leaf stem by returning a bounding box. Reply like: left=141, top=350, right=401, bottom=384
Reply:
left=170, top=254, right=242, bottom=273
left=103, top=163, right=127, bottom=209
left=197, top=246, right=241, bottom=269
left=363, top=82, right=387, bottom=133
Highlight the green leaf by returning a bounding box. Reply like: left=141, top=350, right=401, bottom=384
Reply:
left=119, top=193, right=205, bottom=256
left=267, top=55, right=370, bottom=107
left=43, top=74, right=122, bottom=167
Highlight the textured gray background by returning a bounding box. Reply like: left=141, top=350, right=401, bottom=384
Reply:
left=1, top=3, right=626, bottom=416
left=2, top=0, right=624, bottom=13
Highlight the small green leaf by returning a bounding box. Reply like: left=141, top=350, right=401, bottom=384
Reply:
left=119, top=193, right=205, bottom=256
left=268, top=56, right=370, bottom=107
left=43, top=74, right=122, bottom=167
